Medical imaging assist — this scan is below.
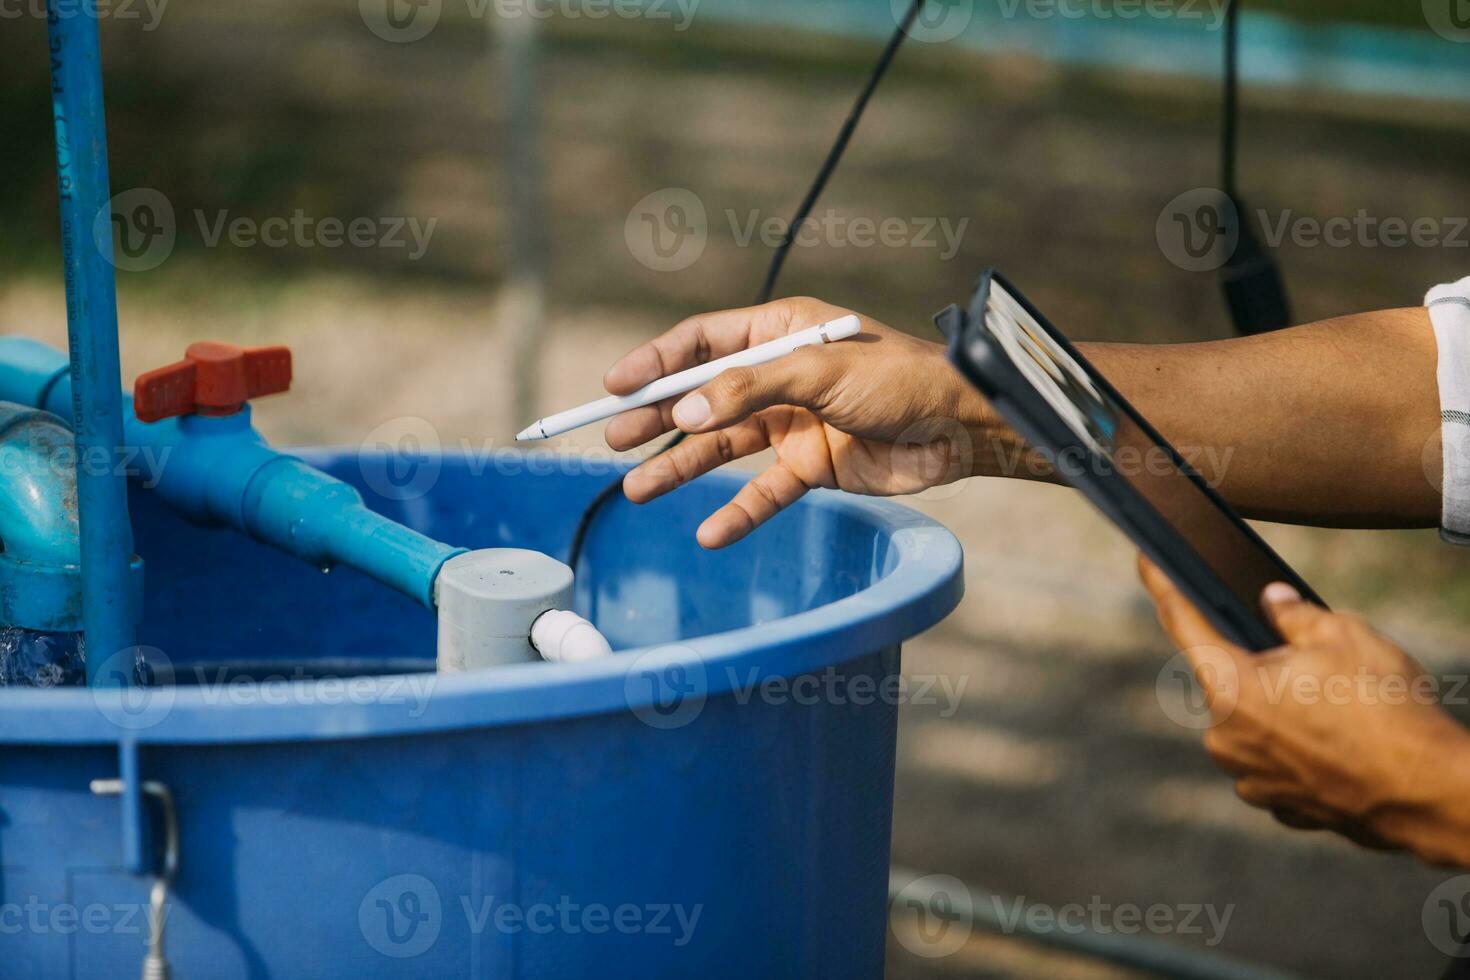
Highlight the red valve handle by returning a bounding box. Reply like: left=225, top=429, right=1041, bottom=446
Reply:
left=134, top=341, right=292, bottom=423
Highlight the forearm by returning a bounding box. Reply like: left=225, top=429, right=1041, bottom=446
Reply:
left=966, top=308, right=1442, bottom=528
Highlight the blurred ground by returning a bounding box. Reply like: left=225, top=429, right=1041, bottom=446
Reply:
left=3, top=3, right=1470, bottom=977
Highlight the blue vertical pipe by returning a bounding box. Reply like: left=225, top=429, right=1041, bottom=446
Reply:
left=46, top=5, right=137, bottom=687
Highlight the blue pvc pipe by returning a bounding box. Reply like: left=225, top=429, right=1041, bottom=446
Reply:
left=46, top=5, right=137, bottom=687
left=0, top=405, right=85, bottom=633
left=0, top=338, right=463, bottom=609
left=0, top=406, right=81, bottom=565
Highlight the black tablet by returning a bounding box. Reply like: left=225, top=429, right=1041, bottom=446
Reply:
left=941, top=269, right=1324, bottom=651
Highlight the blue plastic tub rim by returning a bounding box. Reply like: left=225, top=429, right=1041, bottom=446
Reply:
left=0, top=476, right=964, bottom=746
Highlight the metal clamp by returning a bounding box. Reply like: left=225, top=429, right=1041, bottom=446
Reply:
left=92, top=778, right=179, bottom=980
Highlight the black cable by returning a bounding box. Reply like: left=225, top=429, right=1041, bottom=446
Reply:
left=1221, top=0, right=1239, bottom=200
left=1216, top=0, right=1291, bottom=336
left=567, top=0, right=929, bottom=571
left=755, top=0, right=928, bottom=305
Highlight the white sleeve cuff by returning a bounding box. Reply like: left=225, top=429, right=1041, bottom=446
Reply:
left=1428, top=275, right=1470, bottom=544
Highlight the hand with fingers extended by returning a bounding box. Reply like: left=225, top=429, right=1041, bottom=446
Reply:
left=1138, top=555, right=1470, bottom=868
left=604, top=297, right=1005, bottom=549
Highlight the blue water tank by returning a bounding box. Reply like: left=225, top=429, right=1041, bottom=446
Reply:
left=0, top=449, right=963, bottom=978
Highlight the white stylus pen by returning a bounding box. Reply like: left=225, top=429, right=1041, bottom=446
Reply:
left=515, top=314, right=862, bottom=441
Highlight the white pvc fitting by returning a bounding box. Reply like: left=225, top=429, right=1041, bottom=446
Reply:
left=530, top=609, right=614, bottom=663
left=435, top=548, right=574, bottom=671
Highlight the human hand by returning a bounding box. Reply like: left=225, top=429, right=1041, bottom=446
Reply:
left=604, top=297, right=1002, bottom=548
left=1139, top=556, right=1470, bottom=867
